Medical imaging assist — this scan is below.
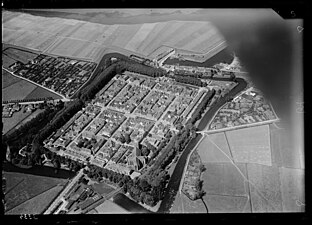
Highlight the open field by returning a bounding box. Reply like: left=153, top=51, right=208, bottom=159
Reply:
left=201, top=162, right=248, bottom=197
left=2, top=79, right=37, bottom=102
left=92, top=182, right=115, bottom=196
left=2, top=54, right=17, bottom=68
left=2, top=70, right=21, bottom=89
left=197, top=133, right=232, bottom=163
left=225, top=125, right=272, bottom=166
left=3, top=47, right=38, bottom=64
left=203, top=194, right=250, bottom=213
left=95, top=200, right=130, bottom=214
left=4, top=172, right=67, bottom=211
left=279, top=167, right=305, bottom=212
left=170, top=192, right=207, bottom=213
left=247, top=163, right=283, bottom=212
left=24, top=86, right=63, bottom=100
left=269, top=124, right=301, bottom=169
left=3, top=10, right=226, bottom=62
left=6, top=185, right=64, bottom=215
left=2, top=109, right=33, bottom=134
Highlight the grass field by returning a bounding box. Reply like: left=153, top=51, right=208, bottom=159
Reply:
left=24, top=86, right=63, bottom=100
left=2, top=109, right=33, bottom=135
left=95, top=200, right=130, bottom=214
left=4, top=172, right=67, bottom=212
left=197, top=133, right=232, bottom=163
left=6, top=185, right=64, bottom=215
left=225, top=125, right=272, bottom=166
left=92, top=182, right=115, bottom=195
left=2, top=79, right=37, bottom=102
left=2, top=70, right=21, bottom=89
left=247, top=163, right=283, bottom=212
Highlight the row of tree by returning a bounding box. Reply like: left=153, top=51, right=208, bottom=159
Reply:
left=173, top=75, right=206, bottom=87
left=188, top=89, right=216, bottom=124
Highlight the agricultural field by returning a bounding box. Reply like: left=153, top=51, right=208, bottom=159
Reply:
left=269, top=124, right=302, bottom=169
left=91, top=182, right=115, bottom=196
left=2, top=79, right=37, bottom=102
left=3, top=172, right=67, bottom=212
left=197, top=133, right=232, bottom=163
left=247, top=163, right=283, bottom=212
left=6, top=185, right=64, bottom=215
left=2, top=54, right=17, bottom=69
left=24, top=87, right=63, bottom=100
left=203, top=194, right=250, bottom=213
left=201, top=162, right=248, bottom=197
left=225, top=125, right=272, bottom=166
left=94, top=200, right=130, bottom=214
left=279, top=167, right=305, bottom=212
left=3, top=10, right=226, bottom=62
left=2, top=70, right=21, bottom=89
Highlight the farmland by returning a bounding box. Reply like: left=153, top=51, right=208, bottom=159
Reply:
left=94, top=200, right=130, bottom=214
left=197, top=133, right=232, bottom=163
left=2, top=70, right=21, bottom=89
left=225, top=125, right=271, bottom=166
left=3, top=172, right=67, bottom=212
left=2, top=80, right=37, bottom=102
left=24, top=87, right=62, bottom=100
left=203, top=194, right=250, bottom=213
left=247, top=164, right=283, bottom=212
left=6, top=185, right=64, bottom=215
left=3, top=10, right=226, bottom=63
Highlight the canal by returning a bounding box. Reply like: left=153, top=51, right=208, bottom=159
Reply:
left=157, top=77, right=247, bottom=213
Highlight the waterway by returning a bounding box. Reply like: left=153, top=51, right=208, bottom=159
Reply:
left=157, top=77, right=247, bottom=213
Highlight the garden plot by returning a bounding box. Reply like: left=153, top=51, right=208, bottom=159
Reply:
left=203, top=194, right=250, bottom=213
left=225, top=125, right=272, bottom=166
left=136, top=22, right=168, bottom=55
left=124, top=23, right=158, bottom=52
left=247, top=163, right=283, bottom=212
left=201, top=162, right=248, bottom=197
left=279, top=167, right=305, bottom=212
left=111, top=24, right=143, bottom=49
left=197, top=133, right=232, bottom=163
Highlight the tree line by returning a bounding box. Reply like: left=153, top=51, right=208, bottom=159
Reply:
left=173, top=74, right=206, bottom=87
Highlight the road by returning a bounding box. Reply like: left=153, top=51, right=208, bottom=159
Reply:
left=43, top=169, right=84, bottom=214
left=2, top=67, right=69, bottom=101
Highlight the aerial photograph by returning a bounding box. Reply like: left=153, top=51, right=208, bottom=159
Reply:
left=2, top=8, right=304, bottom=216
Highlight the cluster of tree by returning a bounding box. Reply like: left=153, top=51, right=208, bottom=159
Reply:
left=193, top=178, right=206, bottom=200
left=189, top=89, right=216, bottom=124
left=115, top=60, right=167, bottom=78
left=2, top=97, right=53, bottom=104
left=173, top=75, right=206, bottom=87
left=33, top=98, right=84, bottom=144
left=10, top=144, right=83, bottom=172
